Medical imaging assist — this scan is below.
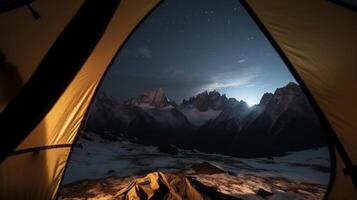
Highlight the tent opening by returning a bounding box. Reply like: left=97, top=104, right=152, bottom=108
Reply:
left=59, top=0, right=332, bottom=199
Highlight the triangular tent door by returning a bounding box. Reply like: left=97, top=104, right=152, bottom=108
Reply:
left=0, top=0, right=356, bottom=199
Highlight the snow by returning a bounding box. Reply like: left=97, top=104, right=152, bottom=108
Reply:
left=159, top=105, right=175, bottom=110
left=235, top=148, right=330, bottom=185
left=63, top=132, right=330, bottom=187
left=61, top=132, right=330, bottom=199
left=135, top=104, right=174, bottom=110
left=180, top=108, right=221, bottom=126
left=135, top=103, right=156, bottom=109
left=62, top=132, right=160, bottom=184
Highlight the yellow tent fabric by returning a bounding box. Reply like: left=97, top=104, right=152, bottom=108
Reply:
left=244, top=0, right=357, bottom=199
left=0, top=0, right=85, bottom=112
left=0, top=0, right=355, bottom=199
left=0, top=0, right=160, bottom=199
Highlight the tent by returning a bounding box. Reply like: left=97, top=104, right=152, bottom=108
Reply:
left=0, top=0, right=356, bottom=199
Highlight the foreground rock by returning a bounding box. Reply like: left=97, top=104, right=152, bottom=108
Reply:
left=60, top=171, right=240, bottom=200
left=190, top=162, right=226, bottom=175
left=118, top=172, right=240, bottom=200
left=256, top=188, right=273, bottom=198
left=59, top=171, right=326, bottom=200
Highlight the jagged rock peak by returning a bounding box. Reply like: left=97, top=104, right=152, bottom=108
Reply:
left=286, top=82, right=299, bottom=88
left=256, top=82, right=300, bottom=108
left=181, top=90, right=228, bottom=111
left=267, top=82, right=301, bottom=106
left=259, top=93, right=273, bottom=105
left=128, top=88, right=170, bottom=108
left=275, top=82, right=300, bottom=95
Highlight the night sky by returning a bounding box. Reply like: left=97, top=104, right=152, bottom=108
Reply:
left=99, top=0, right=296, bottom=106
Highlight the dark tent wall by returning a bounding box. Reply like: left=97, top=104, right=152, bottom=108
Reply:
left=0, top=1, right=85, bottom=199
left=244, top=0, right=357, bottom=199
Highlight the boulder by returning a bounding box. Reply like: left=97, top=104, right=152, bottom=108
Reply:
left=191, top=162, right=226, bottom=175
left=158, top=144, right=178, bottom=155
left=256, top=188, right=273, bottom=198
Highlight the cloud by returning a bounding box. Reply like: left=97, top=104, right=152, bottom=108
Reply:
left=245, top=84, right=256, bottom=88
left=138, top=47, right=153, bottom=59
left=237, top=59, right=246, bottom=63
left=201, top=75, right=255, bottom=91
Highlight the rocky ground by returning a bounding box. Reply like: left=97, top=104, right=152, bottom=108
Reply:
left=59, top=173, right=326, bottom=200
left=59, top=132, right=330, bottom=200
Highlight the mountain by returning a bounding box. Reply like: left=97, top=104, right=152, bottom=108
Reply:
left=127, top=87, right=171, bottom=108
left=86, top=92, right=129, bottom=134
left=198, top=82, right=327, bottom=157
left=180, top=91, right=230, bottom=126
left=193, top=100, right=250, bottom=152
left=181, top=90, right=228, bottom=111
left=126, top=105, right=193, bottom=145
left=186, top=82, right=326, bottom=156
left=86, top=83, right=327, bottom=157
left=86, top=89, right=193, bottom=145
left=234, top=82, right=326, bottom=156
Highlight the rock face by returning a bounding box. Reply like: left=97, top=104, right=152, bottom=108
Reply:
left=181, top=90, right=228, bottom=111
left=227, top=82, right=326, bottom=157
left=86, top=89, right=193, bottom=146
left=85, top=92, right=128, bottom=134
left=86, top=83, right=327, bottom=157
left=259, top=93, right=273, bottom=105
left=180, top=91, right=237, bottom=126
left=194, top=100, right=250, bottom=152
left=128, top=87, right=170, bottom=108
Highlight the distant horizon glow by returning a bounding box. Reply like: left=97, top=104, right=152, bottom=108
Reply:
left=99, top=0, right=296, bottom=105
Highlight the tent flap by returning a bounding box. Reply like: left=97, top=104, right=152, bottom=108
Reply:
left=243, top=0, right=357, bottom=198
left=0, top=0, right=161, bottom=199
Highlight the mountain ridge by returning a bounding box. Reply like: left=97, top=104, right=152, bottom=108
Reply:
left=86, top=82, right=327, bottom=157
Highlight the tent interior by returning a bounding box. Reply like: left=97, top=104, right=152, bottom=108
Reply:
left=0, top=0, right=356, bottom=200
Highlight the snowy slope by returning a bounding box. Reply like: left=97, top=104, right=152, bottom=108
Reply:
left=63, top=132, right=330, bottom=186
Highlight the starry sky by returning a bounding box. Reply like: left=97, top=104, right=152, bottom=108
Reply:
left=99, top=0, right=296, bottom=106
